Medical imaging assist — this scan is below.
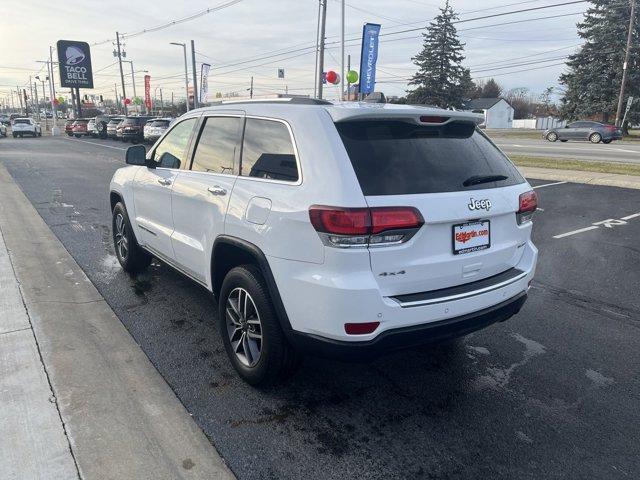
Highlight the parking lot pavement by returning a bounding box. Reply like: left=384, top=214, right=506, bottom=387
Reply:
left=1, top=135, right=639, bottom=479
left=493, top=138, right=640, bottom=164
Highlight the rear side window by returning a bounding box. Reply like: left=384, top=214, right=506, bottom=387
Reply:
left=240, top=118, right=298, bottom=182
left=191, top=116, right=243, bottom=174
left=152, top=118, right=197, bottom=169
left=336, top=120, right=524, bottom=195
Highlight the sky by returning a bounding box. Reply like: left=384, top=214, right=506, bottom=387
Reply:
left=0, top=0, right=589, bottom=106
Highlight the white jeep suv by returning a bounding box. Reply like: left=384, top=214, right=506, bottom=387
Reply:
left=109, top=99, right=537, bottom=385
left=11, top=117, right=42, bottom=138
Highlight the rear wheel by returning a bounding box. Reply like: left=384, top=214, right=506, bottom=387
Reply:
left=112, top=202, right=152, bottom=274
left=546, top=132, right=558, bottom=142
left=589, top=132, right=602, bottom=144
left=219, top=265, right=301, bottom=386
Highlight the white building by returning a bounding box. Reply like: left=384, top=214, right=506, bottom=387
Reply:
left=465, top=98, right=514, bottom=129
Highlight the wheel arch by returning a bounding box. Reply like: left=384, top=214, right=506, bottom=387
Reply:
left=110, top=190, right=124, bottom=211
left=211, top=236, right=293, bottom=334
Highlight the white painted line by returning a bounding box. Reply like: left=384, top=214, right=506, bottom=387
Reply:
left=620, top=212, right=640, bottom=221
left=66, top=137, right=126, bottom=151
left=553, top=226, right=599, bottom=239
left=533, top=181, right=568, bottom=189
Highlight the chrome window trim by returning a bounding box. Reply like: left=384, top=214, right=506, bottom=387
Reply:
left=236, top=115, right=303, bottom=186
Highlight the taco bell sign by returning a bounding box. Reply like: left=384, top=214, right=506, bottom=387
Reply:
left=57, top=40, right=94, bottom=89
left=358, top=23, right=381, bottom=95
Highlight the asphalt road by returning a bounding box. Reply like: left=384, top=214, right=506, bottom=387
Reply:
left=2, top=135, right=640, bottom=480
left=493, top=137, right=640, bottom=164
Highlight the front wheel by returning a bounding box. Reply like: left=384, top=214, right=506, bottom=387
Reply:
left=589, top=132, right=602, bottom=144
left=219, top=265, right=301, bottom=386
left=602, top=139, right=612, bottom=144
left=112, top=202, right=152, bottom=274
left=546, top=132, right=558, bottom=142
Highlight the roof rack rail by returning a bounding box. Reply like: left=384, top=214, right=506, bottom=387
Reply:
left=209, top=97, right=333, bottom=106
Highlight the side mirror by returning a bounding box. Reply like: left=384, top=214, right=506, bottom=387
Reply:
left=125, top=144, right=147, bottom=166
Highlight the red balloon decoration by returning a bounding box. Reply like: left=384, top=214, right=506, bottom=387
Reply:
left=124, top=98, right=131, bottom=105
left=325, top=70, right=338, bottom=84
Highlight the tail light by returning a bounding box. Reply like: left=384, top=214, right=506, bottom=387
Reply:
left=345, top=322, right=380, bottom=335
left=309, top=206, right=424, bottom=248
left=517, top=190, right=537, bottom=225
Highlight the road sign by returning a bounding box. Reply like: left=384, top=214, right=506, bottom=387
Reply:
left=56, top=40, right=94, bottom=89
left=625, top=96, right=634, bottom=114
left=277, top=68, right=285, bottom=79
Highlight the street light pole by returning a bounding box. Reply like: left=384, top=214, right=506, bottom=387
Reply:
left=340, top=0, right=345, bottom=102
left=170, top=42, right=190, bottom=111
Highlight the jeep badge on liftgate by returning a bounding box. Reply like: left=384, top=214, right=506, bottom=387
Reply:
left=468, top=198, right=492, bottom=211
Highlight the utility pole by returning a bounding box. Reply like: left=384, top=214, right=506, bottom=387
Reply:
left=17, top=86, right=23, bottom=115
left=615, top=0, right=636, bottom=127
left=29, top=76, right=34, bottom=116
left=33, top=81, right=39, bottom=121
left=160, top=88, right=163, bottom=112
left=249, top=76, right=254, bottom=98
left=191, top=40, right=199, bottom=109
left=49, top=46, right=59, bottom=134
left=116, top=32, right=128, bottom=115
left=316, top=0, right=328, bottom=99
left=340, top=0, right=345, bottom=102
left=313, top=0, right=322, bottom=98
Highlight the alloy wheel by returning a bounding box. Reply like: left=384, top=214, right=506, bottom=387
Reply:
left=226, top=287, right=263, bottom=368
left=114, top=213, right=129, bottom=260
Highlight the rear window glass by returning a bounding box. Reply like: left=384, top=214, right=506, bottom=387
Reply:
left=121, top=118, right=140, bottom=125
left=13, top=119, right=31, bottom=124
left=335, top=120, right=524, bottom=195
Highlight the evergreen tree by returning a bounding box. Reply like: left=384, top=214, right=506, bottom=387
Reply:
left=560, top=0, right=639, bottom=125
left=407, top=0, right=471, bottom=108
left=481, top=78, right=503, bottom=98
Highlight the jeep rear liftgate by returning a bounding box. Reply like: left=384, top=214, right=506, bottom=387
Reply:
left=335, top=119, right=531, bottom=297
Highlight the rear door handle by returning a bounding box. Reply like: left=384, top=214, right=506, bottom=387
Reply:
left=157, top=178, right=172, bottom=186
left=207, top=186, right=227, bottom=196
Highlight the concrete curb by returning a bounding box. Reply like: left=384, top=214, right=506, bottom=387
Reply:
left=0, top=164, right=235, bottom=480
left=519, top=166, right=640, bottom=190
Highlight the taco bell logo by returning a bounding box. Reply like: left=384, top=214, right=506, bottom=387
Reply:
left=65, top=46, right=85, bottom=66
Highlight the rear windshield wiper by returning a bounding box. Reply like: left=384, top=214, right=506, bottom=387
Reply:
left=463, top=174, right=508, bottom=187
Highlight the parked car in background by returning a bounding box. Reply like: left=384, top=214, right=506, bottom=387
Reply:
left=72, top=119, right=89, bottom=138
left=109, top=100, right=537, bottom=385
left=0, top=114, right=10, bottom=126
left=107, top=117, right=124, bottom=139
left=143, top=118, right=173, bottom=143
left=11, top=118, right=42, bottom=138
left=120, top=116, right=153, bottom=143
left=87, top=118, right=97, bottom=136
left=544, top=121, right=622, bottom=144
left=0, top=122, right=7, bottom=137
left=65, top=119, right=76, bottom=136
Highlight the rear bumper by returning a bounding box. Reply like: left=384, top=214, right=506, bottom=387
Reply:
left=289, top=292, right=527, bottom=361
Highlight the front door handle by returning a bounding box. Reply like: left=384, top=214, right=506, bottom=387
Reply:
left=207, top=186, right=227, bottom=196
left=157, top=178, right=172, bottom=186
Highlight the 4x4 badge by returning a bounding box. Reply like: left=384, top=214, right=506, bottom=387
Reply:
left=468, top=198, right=492, bottom=211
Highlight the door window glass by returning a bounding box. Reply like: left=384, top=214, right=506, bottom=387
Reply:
left=191, top=116, right=243, bottom=175
left=240, top=119, right=299, bottom=182
left=152, top=118, right=197, bottom=169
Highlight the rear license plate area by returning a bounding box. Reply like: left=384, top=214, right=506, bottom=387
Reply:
left=453, top=220, right=490, bottom=255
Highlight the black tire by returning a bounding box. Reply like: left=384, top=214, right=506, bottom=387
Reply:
left=12, top=133, right=16, bottom=138
left=589, top=132, right=602, bottom=144
left=546, top=132, right=558, bottom=142
left=602, top=139, right=612, bottom=144
left=219, top=265, right=301, bottom=386
left=560, top=139, right=568, bottom=142
left=37, top=131, right=42, bottom=137
left=112, top=202, right=152, bottom=274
